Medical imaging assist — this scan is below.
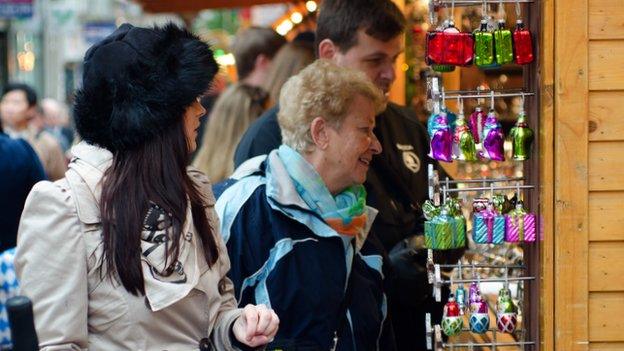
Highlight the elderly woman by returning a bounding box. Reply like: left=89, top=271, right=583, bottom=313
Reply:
left=215, top=59, right=394, bottom=350
left=15, top=23, right=278, bottom=350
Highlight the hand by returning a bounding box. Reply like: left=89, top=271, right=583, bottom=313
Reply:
left=232, top=304, right=280, bottom=347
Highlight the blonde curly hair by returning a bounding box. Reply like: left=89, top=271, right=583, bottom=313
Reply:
left=278, top=59, right=385, bottom=153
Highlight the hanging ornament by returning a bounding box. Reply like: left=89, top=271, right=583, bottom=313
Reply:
left=468, top=281, right=481, bottom=311
left=496, top=286, right=518, bottom=333
left=473, top=202, right=506, bottom=244
left=469, top=293, right=490, bottom=334
left=442, top=294, right=464, bottom=336
left=424, top=204, right=465, bottom=250
left=512, top=0, right=534, bottom=64
left=505, top=200, right=537, bottom=242
left=425, top=2, right=474, bottom=67
left=444, top=197, right=467, bottom=248
left=493, top=1, right=513, bottom=65
left=468, top=106, right=487, bottom=144
left=453, top=99, right=478, bottom=161
left=474, top=1, right=495, bottom=68
left=480, top=100, right=505, bottom=161
left=509, top=94, right=534, bottom=160
left=455, top=284, right=467, bottom=314
left=429, top=113, right=454, bottom=163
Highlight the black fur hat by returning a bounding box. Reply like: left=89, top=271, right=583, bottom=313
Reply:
left=74, top=23, right=218, bottom=152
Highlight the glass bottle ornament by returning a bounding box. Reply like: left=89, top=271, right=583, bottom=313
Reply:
left=481, top=109, right=505, bottom=161
left=474, top=19, right=495, bottom=67
left=513, top=19, right=534, bottom=64
left=453, top=106, right=477, bottom=161
left=509, top=109, right=534, bottom=160
left=496, top=287, right=518, bottom=333
left=455, top=284, right=467, bottom=314
left=429, top=113, right=454, bottom=163
left=494, top=19, right=514, bottom=64
left=442, top=294, right=463, bottom=336
left=468, top=106, right=487, bottom=144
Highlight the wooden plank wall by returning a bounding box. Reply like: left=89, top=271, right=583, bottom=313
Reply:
left=587, top=0, right=624, bottom=349
left=553, top=0, right=624, bottom=350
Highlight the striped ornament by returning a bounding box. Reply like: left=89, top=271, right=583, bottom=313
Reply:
left=473, top=214, right=505, bottom=244
left=505, top=213, right=536, bottom=242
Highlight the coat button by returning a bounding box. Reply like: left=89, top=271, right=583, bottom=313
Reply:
left=199, top=337, right=212, bottom=351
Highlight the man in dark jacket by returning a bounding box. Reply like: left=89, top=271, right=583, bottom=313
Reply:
left=0, top=121, right=46, bottom=252
left=233, top=0, right=463, bottom=349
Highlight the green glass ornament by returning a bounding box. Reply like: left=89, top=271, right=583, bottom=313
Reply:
left=474, top=20, right=494, bottom=67
left=494, top=20, right=514, bottom=65
left=509, top=111, right=534, bottom=160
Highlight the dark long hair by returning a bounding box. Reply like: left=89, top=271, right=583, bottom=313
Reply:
left=99, top=118, right=218, bottom=296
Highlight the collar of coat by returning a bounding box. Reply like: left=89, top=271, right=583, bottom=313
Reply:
left=232, top=149, right=378, bottom=252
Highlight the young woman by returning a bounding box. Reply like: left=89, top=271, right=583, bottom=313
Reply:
left=15, top=23, right=278, bottom=350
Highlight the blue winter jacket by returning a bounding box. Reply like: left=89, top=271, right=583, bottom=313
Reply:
left=214, top=151, right=396, bottom=351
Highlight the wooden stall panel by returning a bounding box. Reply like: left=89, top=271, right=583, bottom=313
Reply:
left=589, top=192, right=624, bottom=241
left=588, top=242, right=624, bottom=291
left=589, top=292, right=624, bottom=342
left=589, top=0, right=624, bottom=39
left=589, top=41, right=624, bottom=90
left=589, top=92, right=624, bottom=141
left=588, top=141, right=624, bottom=191
left=590, top=343, right=624, bottom=350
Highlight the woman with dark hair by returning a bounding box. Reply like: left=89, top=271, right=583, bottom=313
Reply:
left=14, top=23, right=278, bottom=350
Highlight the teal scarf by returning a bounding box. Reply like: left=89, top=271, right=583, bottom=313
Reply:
left=277, top=145, right=368, bottom=237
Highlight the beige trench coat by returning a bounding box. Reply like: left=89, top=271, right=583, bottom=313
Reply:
left=15, top=143, right=243, bottom=350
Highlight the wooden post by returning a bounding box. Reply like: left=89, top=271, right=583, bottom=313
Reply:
left=554, top=0, right=589, bottom=350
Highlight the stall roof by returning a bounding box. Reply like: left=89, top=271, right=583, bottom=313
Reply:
left=137, top=0, right=291, bottom=13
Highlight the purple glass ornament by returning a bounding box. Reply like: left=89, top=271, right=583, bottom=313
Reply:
left=429, top=114, right=453, bottom=162
left=469, top=282, right=481, bottom=311
left=481, top=110, right=505, bottom=161
left=469, top=107, right=486, bottom=143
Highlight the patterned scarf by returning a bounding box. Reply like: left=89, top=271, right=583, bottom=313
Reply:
left=278, top=145, right=368, bottom=237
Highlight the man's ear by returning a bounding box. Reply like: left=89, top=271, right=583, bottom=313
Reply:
left=310, top=116, right=330, bottom=150
left=254, top=54, right=271, bottom=70
left=318, top=39, right=338, bottom=60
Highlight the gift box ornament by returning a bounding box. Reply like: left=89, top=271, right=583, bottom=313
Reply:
left=474, top=19, right=495, bottom=67
left=494, top=20, right=514, bottom=65
left=469, top=294, right=490, bottom=334
left=473, top=203, right=505, bottom=244
left=504, top=200, right=537, bottom=242
left=509, top=111, right=534, bottom=161
left=444, top=198, right=467, bottom=248
left=480, top=110, right=505, bottom=161
left=453, top=109, right=478, bottom=161
left=424, top=207, right=466, bottom=250
left=429, top=113, right=454, bottom=163
left=426, top=22, right=475, bottom=66
left=513, top=19, right=534, bottom=64
left=442, top=294, right=464, bottom=336
left=468, top=106, right=486, bottom=144
left=496, top=287, right=518, bottom=333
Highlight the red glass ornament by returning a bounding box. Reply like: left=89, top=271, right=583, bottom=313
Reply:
left=513, top=20, right=534, bottom=64
left=426, top=24, right=474, bottom=66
